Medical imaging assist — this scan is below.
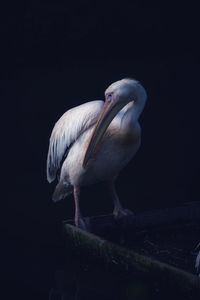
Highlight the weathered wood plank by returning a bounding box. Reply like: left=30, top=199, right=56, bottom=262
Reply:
left=63, top=223, right=200, bottom=298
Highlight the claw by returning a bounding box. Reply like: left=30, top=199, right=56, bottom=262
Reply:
left=114, top=208, right=134, bottom=218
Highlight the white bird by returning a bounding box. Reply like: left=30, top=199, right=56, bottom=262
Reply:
left=47, top=78, right=147, bottom=229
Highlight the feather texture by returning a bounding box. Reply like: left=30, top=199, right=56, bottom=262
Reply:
left=47, top=100, right=104, bottom=182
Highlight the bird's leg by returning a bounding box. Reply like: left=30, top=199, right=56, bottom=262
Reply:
left=108, top=179, right=134, bottom=219
left=108, top=179, right=123, bottom=216
left=73, top=186, right=87, bottom=230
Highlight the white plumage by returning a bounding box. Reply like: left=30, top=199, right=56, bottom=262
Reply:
left=47, top=100, right=104, bottom=183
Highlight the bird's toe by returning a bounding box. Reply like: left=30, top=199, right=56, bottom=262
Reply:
left=113, top=208, right=134, bottom=219
left=113, top=208, right=135, bottom=223
left=113, top=208, right=135, bottom=228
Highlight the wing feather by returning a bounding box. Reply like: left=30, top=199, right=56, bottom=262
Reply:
left=47, top=100, right=104, bottom=182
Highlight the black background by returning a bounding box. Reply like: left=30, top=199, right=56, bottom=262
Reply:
left=1, top=1, right=200, bottom=299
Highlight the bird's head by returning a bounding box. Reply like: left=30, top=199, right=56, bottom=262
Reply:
left=83, top=78, right=147, bottom=168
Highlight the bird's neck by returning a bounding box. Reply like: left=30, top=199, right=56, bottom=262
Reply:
left=118, top=102, right=139, bottom=130
left=120, top=85, right=147, bottom=129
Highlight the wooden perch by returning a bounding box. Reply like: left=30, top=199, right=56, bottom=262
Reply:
left=63, top=202, right=200, bottom=236
left=63, top=223, right=200, bottom=298
left=62, top=202, right=200, bottom=298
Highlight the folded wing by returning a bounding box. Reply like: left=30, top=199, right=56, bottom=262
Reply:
left=47, top=100, right=104, bottom=182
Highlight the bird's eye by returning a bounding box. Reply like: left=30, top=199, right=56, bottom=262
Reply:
left=107, top=93, right=113, bottom=102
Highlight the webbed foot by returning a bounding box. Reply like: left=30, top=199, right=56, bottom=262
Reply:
left=113, top=208, right=135, bottom=228
left=113, top=208, right=134, bottom=219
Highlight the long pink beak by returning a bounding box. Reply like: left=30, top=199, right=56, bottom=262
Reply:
left=83, top=100, right=126, bottom=169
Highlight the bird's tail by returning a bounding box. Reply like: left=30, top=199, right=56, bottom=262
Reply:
left=52, top=181, right=73, bottom=202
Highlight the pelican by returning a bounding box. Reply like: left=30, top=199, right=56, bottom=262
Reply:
left=47, top=78, right=147, bottom=229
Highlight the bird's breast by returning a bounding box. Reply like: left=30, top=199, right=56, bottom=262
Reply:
left=107, top=120, right=141, bottom=148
